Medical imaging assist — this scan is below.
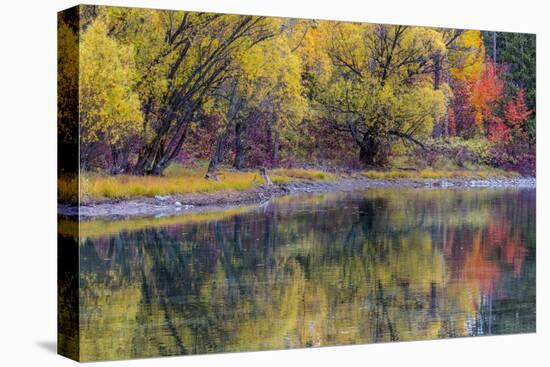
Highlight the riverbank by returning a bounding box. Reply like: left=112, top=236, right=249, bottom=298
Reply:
left=59, top=175, right=535, bottom=220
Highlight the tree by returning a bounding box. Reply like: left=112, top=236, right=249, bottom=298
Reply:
left=205, top=23, right=306, bottom=176
left=498, top=33, right=536, bottom=143
left=470, top=62, right=504, bottom=135
left=105, top=10, right=281, bottom=175
left=447, top=30, right=488, bottom=137
left=58, top=13, right=79, bottom=174
left=79, top=18, right=143, bottom=171
left=429, top=29, right=463, bottom=138
left=482, top=32, right=536, bottom=112
left=316, top=24, right=446, bottom=166
left=489, top=88, right=531, bottom=143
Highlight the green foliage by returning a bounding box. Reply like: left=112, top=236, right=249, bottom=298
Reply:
left=502, top=33, right=536, bottom=111
left=526, top=117, right=536, bottom=141
left=483, top=32, right=536, bottom=111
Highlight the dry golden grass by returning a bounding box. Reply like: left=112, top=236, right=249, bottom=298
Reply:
left=78, top=170, right=262, bottom=202
left=58, top=163, right=519, bottom=204
left=58, top=175, right=79, bottom=203
left=362, top=168, right=519, bottom=180
left=272, top=168, right=337, bottom=181
left=58, top=165, right=336, bottom=203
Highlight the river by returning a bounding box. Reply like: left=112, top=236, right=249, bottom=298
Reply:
left=61, top=187, right=536, bottom=361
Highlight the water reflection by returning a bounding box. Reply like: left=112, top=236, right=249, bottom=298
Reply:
left=74, top=188, right=536, bottom=361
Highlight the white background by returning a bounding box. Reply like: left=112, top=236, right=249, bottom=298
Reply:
left=0, top=0, right=548, bottom=365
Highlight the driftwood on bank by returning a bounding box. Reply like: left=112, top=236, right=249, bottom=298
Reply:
left=259, top=167, right=273, bottom=187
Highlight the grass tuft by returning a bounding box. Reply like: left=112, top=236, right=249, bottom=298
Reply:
left=272, top=168, right=337, bottom=181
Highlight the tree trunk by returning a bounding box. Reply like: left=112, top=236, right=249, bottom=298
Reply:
left=206, top=122, right=233, bottom=179
left=358, top=133, right=384, bottom=166
left=110, top=146, right=129, bottom=174
left=134, top=101, right=198, bottom=175
left=134, top=63, right=221, bottom=176
left=443, top=55, right=450, bottom=138
left=433, top=53, right=441, bottom=90
left=431, top=52, right=444, bottom=138
left=266, top=116, right=279, bottom=166
left=492, top=31, right=497, bottom=69
left=234, top=121, right=246, bottom=170
left=134, top=136, right=166, bottom=176
left=205, top=137, right=226, bottom=180
left=271, top=131, right=280, bottom=165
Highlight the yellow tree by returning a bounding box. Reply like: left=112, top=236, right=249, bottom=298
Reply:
left=205, top=23, right=306, bottom=175
left=58, top=20, right=79, bottom=150
left=317, top=23, right=446, bottom=166
left=79, top=18, right=143, bottom=171
left=100, top=7, right=283, bottom=175
left=448, top=30, right=485, bottom=82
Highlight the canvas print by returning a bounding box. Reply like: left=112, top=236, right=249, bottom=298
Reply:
left=58, top=4, right=536, bottom=362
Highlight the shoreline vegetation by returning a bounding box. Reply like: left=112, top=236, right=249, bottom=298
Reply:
left=58, top=164, right=535, bottom=221
left=60, top=164, right=524, bottom=204
left=58, top=178, right=535, bottom=239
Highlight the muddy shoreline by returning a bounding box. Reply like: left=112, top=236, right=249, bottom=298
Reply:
left=58, top=177, right=536, bottom=220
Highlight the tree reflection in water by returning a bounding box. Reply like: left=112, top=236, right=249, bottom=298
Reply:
left=72, top=188, right=535, bottom=361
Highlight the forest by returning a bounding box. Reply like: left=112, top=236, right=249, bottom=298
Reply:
left=58, top=5, right=536, bottom=197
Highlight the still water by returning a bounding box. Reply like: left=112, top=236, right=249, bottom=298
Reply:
left=72, top=188, right=536, bottom=361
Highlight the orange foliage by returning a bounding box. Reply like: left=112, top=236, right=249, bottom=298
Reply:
left=470, top=62, right=504, bottom=133
left=442, top=216, right=528, bottom=313
left=505, top=88, right=531, bottom=126
left=463, top=232, right=501, bottom=293
left=487, top=88, right=531, bottom=143
left=486, top=219, right=528, bottom=275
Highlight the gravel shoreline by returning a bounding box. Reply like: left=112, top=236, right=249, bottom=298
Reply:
left=58, top=177, right=536, bottom=220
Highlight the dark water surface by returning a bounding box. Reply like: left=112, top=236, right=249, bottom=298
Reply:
left=75, top=188, right=536, bottom=361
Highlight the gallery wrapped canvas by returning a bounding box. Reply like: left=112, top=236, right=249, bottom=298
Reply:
left=58, top=4, right=536, bottom=362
